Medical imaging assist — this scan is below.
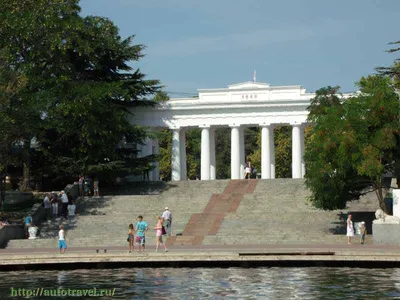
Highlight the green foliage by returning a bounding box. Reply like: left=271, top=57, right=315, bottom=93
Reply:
left=377, top=41, right=400, bottom=90
left=186, top=129, right=201, bottom=179
left=305, top=79, right=400, bottom=212
left=0, top=0, right=161, bottom=188
left=215, top=128, right=231, bottom=179
left=158, top=129, right=172, bottom=181
left=247, top=126, right=292, bottom=178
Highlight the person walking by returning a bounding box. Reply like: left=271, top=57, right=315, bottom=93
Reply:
left=93, top=178, right=99, bottom=197
left=58, top=225, right=67, bottom=254
left=127, top=224, right=135, bottom=253
left=78, top=175, right=84, bottom=196
left=360, top=221, right=367, bottom=244
left=61, top=191, right=69, bottom=219
left=51, top=192, right=59, bottom=218
left=135, top=215, right=148, bottom=252
left=68, top=199, right=76, bottom=218
left=24, top=215, right=32, bottom=238
left=43, top=194, right=52, bottom=220
left=347, top=214, right=354, bottom=245
left=154, top=216, right=168, bottom=252
left=162, top=207, right=172, bottom=236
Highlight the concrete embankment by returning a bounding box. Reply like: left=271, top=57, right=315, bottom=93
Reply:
left=0, top=244, right=400, bottom=271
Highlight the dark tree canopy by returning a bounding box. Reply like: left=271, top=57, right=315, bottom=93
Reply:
left=0, top=0, right=161, bottom=191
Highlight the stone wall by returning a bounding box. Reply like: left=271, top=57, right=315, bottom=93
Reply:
left=373, top=223, right=400, bottom=245
left=65, top=183, right=79, bottom=199
left=0, top=225, right=25, bottom=248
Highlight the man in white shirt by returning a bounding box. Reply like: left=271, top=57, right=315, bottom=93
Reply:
left=61, top=191, right=69, bottom=218
left=161, top=207, right=172, bottom=236
left=43, top=194, right=52, bottom=220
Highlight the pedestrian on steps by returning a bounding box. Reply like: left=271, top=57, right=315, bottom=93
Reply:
left=43, top=194, right=52, bottom=220
left=51, top=192, right=59, bottom=218
left=58, top=225, right=67, bottom=254
left=135, top=216, right=148, bottom=252
left=346, top=214, right=354, bottom=245
left=162, top=207, right=172, bottom=236
left=360, top=221, right=366, bottom=244
left=78, top=175, right=84, bottom=196
left=61, top=191, right=69, bottom=219
left=93, top=178, right=99, bottom=197
left=127, top=223, right=135, bottom=253
left=154, top=216, right=168, bottom=252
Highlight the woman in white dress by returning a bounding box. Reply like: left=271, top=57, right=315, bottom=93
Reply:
left=244, top=161, right=252, bottom=179
left=347, top=214, right=354, bottom=245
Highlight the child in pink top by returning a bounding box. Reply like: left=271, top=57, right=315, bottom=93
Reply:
left=154, top=216, right=168, bottom=252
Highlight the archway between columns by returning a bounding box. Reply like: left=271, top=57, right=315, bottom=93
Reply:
left=153, top=125, right=309, bottom=181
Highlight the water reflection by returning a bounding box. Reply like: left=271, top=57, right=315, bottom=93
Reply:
left=0, top=267, right=399, bottom=299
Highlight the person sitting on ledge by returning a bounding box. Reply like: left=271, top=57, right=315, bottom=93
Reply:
left=24, top=215, right=32, bottom=238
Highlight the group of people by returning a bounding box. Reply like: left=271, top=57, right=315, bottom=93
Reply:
left=43, top=191, right=76, bottom=221
left=78, top=175, right=99, bottom=197
left=346, top=214, right=367, bottom=245
left=127, top=207, right=173, bottom=253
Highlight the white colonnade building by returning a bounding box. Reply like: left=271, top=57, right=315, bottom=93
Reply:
left=131, top=81, right=352, bottom=181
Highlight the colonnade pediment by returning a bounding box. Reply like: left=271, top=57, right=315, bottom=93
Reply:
left=132, top=82, right=355, bottom=181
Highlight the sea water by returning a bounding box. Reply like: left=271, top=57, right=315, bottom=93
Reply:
left=1, top=267, right=399, bottom=299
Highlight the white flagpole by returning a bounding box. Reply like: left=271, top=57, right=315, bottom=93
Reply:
left=253, top=70, right=256, bottom=82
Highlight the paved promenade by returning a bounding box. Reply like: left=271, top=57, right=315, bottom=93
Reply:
left=0, top=244, right=399, bottom=271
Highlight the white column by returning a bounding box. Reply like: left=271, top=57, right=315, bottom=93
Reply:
left=239, top=127, right=245, bottom=179
left=210, top=128, right=216, bottom=180
left=230, top=126, right=240, bottom=179
left=180, top=129, right=187, bottom=181
left=300, top=125, right=305, bottom=178
left=171, top=128, right=181, bottom=181
left=200, top=126, right=211, bottom=180
left=270, top=128, right=275, bottom=179
left=261, top=125, right=274, bottom=179
left=292, top=123, right=302, bottom=179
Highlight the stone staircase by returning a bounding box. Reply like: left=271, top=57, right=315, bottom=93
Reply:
left=202, top=179, right=378, bottom=245
left=6, top=181, right=227, bottom=249
left=6, top=179, right=379, bottom=249
left=168, top=180, right=257, bottom=246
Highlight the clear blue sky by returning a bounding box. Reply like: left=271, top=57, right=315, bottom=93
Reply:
left=80, top=0, right=400, bottom=96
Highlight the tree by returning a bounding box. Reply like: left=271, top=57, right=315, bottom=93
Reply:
left=305, top=79, right=400, bottom=213
left=0, top=0, right=82, bottom=189
left=377, top=41, right=400, bottom=90
left=1, top=0, right=161, bottom=187
left=0, top=53, right=27, bottom=206
left=346, top=76, right=400, bottom=212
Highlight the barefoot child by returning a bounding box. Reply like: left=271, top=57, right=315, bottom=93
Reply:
left=154, top=216, right=168, bottom=252
left=58, top=225, right=67, bottom=254
left=360, top=221, right=367, bottom=244
left=127, top=223, right=135, bottom=253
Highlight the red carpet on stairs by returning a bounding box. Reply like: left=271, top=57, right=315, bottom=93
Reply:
left=167, top=180, right=258, bottom=246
